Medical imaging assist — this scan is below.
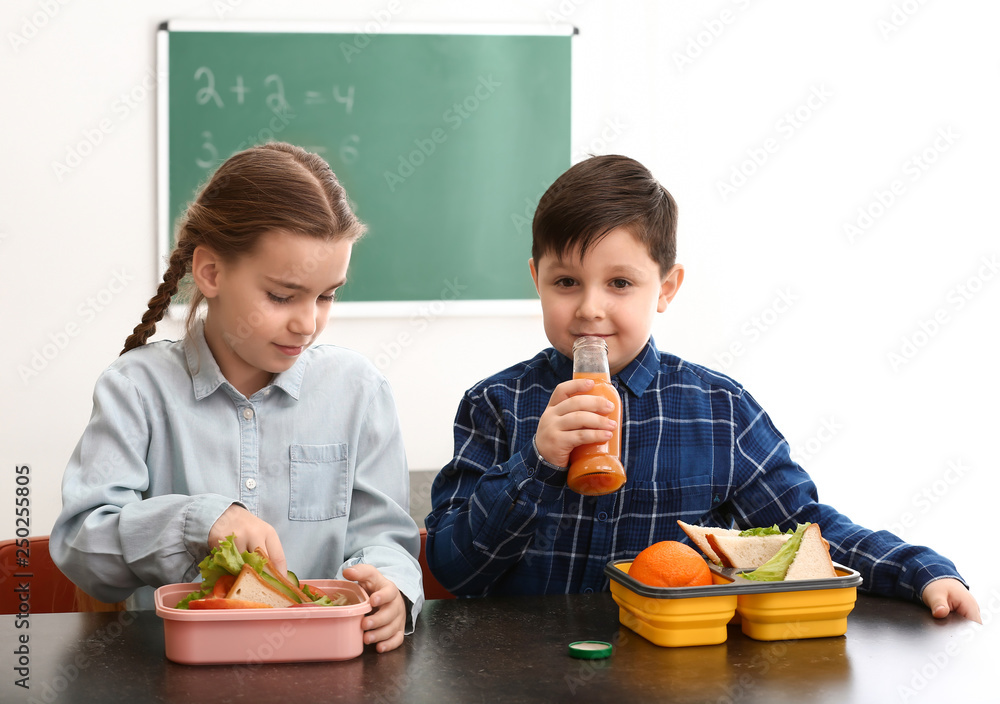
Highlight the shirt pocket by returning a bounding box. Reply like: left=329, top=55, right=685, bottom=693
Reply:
left=625, top=471, right=715, bottom=527
left=288, top=443, right=349, bottom=521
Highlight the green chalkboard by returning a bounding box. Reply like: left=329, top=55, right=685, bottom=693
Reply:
left=158, top=23, right=572, bottom=303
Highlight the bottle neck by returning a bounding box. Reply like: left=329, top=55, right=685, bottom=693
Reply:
left=572, top=337, right=610, bottom=376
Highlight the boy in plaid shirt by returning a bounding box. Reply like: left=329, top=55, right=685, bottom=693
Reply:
left=425, top=155, right=979, bottom=622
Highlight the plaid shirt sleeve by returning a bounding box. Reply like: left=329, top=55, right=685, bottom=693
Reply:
left=424, top=372, right=573, bottom=596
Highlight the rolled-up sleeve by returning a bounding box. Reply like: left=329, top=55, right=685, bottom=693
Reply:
left=425, top=388, right=567, bottom=596
left=50, top=368, right=232, bottom=603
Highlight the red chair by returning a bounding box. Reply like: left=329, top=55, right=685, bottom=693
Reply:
left=0, top=536, right=124, bottom=613
left=0, top=536, right=81, bottom=614
left=419, top=528, right=454, bottom=600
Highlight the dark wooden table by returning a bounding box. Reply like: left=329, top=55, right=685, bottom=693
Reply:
left=2, top=591, right=996, bottom=703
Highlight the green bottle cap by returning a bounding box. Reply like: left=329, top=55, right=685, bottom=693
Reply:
left=567, top=640, right=613, bottom=659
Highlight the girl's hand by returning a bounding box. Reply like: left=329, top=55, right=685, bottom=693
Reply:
left=534, top=378, right=617, bottom=469
left=342, top=564, right=407, bottom=653
left=922, top=578, right=982, bottom=623
left=208, top=504, right=288, bottom=575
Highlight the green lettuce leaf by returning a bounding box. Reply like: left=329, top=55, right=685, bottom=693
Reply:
left=174, top=588, right=209, bottom=609
left=175, top=535, right=246, bottom=609
left=738, top=525, right=793, bottom=537
left=241, top=549, right=267, bottom=574
left=741, top=523, right=810, bottom=582
left=301, top=582, right=346, bottom=606
left=212, top=536, right=246, bottom=575
left=196, top=558, right=229, bottom=591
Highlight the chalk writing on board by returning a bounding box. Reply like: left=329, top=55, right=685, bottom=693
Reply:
left=333, top=85, right=354, bottom=114
left=230, top=75, right=249, bottom=105
left=263, top=75, right=289, bottom=114
left=340, top=134, right=360, bottom=164
left=196, top=131, right=218, bottom=169
left=194, top=67, right=222, bottom=107
left=187, top=70, right=362, bottom=169
left=191, top=67, right=354, bottom=117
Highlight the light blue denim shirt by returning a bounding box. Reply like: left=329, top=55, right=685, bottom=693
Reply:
left=51, top=323, right=422, bottom=625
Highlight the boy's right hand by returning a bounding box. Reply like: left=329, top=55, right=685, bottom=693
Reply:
left=534, top=378, right=617, bottom=469
left=209, top=504, right=288, bottom=575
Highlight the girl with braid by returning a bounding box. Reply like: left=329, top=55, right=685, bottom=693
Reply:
left=52, top=143, right=422, bottom=651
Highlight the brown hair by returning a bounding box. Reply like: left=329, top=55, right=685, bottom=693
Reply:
left=121, top=142, right=366, bottom=355
left=531, top=154, right=678, bottom=275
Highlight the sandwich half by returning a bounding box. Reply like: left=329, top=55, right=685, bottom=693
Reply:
left=676, top=520, right=741, bottom=564
left=223, top=548, right=317, bottom=607
left=226, top=564, right=298, bottom=607
left=742, top=523, right=837, bottom=582
left=783, top=523, right=837, bottom=580
left=706, top=532, right=792, bottom=569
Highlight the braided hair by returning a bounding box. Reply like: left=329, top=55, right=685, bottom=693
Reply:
left=121, top=143, right=365, bottom=354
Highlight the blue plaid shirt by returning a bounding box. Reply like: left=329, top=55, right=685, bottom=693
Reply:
left=425, top=338, right=965, bottom=601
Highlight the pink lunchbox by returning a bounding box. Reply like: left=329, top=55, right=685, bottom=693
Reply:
left=153, top=579, right=370, bottom=665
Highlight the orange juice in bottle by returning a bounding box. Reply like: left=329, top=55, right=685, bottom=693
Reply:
left=566, top=336, right=626, bottom=496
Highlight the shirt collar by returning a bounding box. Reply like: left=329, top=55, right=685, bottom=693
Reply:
left=616, top=338, right=659, bottom=397
left=546, top=337, right=659, bottom=398
left=183, top=321, right=304, bottom=401
left=271, top=355, right=305, bottom=400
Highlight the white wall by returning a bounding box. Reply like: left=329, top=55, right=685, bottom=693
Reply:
left=3, top=1, right=997, bottom=599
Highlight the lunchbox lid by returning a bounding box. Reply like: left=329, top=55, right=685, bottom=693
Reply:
left=605, top=559, right=862, bottom=599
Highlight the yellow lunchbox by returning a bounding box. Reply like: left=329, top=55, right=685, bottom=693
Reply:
left=606, top=560, right=861, bottom=647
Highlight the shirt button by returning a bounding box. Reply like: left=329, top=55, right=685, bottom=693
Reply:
left=245, top=478, right=257, bottom=490
left=597, top=511, right=608, bottom=521
left=583, top=587, right=594, bottom=594
left=243, top=407, right=254, bottom=420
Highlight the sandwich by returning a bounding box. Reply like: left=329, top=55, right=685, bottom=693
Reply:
left=676, top=520, right=792, bottom=567
left=678, top=520, right=837, bottom=581
left=706, top=526, right=793, bottom=568
left=741, top=522, right=837, bottom=581
left=175, top=535, right=345, bottom=609
left=222, top=562, right=307, bottom=608
left=675, top=521, right=742, bottom=565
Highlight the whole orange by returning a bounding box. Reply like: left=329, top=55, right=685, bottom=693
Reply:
left=628, top=541, right=712, bottom=588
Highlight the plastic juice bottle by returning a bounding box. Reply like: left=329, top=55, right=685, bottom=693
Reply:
left=566, top=336, right=626, bottom=496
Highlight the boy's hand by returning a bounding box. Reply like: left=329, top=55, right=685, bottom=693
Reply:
left=342, top=564, right=407, bottom=653
left=209, top=504, right=288, bottom=576
left=534, top=378, right=617, bottom=469
left=922, top=578, right=982, bottom=623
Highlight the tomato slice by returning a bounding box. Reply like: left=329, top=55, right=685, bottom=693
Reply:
left=212, top=574, right=236, bottom=598
left=187, top=597, right=273, bottom=609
